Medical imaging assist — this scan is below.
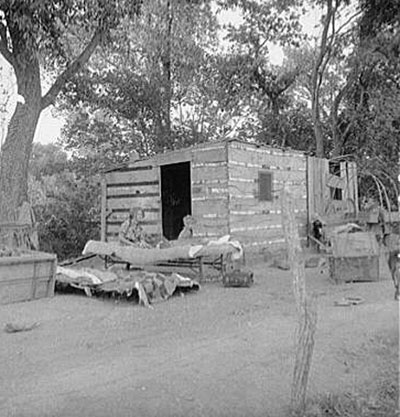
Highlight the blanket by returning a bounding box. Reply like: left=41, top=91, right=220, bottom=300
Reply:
left=82, top=235, right=243, bottom=265
left=56, top=266, right=200, bottom=306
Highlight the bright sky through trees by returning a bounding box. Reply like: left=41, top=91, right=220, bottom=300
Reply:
left=0, top=3, right=322, bottom=146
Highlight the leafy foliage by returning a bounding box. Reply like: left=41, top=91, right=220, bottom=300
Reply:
left=29, top=142, right=68, bottom=179
left=28, top=143, right=100, bottom=260
left=3, top=0, right=399, bottom=247
left=58, top=0, right=219, bottom=159
left=341, top=0, right=400, bottom=207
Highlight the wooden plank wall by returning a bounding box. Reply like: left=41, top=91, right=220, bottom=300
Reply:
left=0, top=254, right=56, bottom=304
left=102, top=141, right=342, bottom=251
left=345, top=161, right=358, bottom=213
left=306, top=157, right=329, bottom=224
left=227, top=141, right=308, bottom=253
left=103, top=164, right=161, bottom=242
left=191, top=143, right=230, bottom=238
left=102, top=141, right=230, bottom=242
left=307, top=157, right=358, bottom=225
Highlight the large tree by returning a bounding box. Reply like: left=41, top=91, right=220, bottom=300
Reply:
left=58, top=0, right=218, bottom=161
left=345, top=0, right=400, bottom=207
left=210, top=0, right=306, bottom=145
left=305, top=0, right=363, bottom=157
left=0, top=0, right=138, bottom=222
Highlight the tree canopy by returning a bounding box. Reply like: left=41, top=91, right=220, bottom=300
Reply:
left=0, top=0, right=398, bottom=237
left=0, top=0, right=140, bottom=221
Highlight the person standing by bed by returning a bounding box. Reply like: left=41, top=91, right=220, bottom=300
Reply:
left=118, top=207, right=152, bottom=248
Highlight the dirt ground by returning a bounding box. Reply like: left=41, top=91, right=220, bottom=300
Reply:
left=0, top=255, right=398, bottom=417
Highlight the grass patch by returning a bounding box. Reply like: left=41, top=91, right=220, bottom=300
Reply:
left=303, top=386, right=397, bottom=417
left=300, top=332, right=399, bottom=417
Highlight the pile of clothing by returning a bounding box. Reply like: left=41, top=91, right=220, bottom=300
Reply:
left=56, top=266, right=200, bottom=307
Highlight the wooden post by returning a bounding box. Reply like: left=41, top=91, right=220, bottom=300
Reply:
left=306, top=156, right=315, bottom=229
left=350, top=162, right=359, bottom=215
left=100, top=176, right=107, bottom=242
left=281, top=186, right=318, bottom=415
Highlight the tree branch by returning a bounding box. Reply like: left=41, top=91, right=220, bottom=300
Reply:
left=335, top=9, right=362, bottom=37
left=312, top=0, right=334, bottom=106
left=332, top=72, right=355, bottom=123
left=41, top=28, right=103, bottom=110
left=0, top=22, right=14, bottom=67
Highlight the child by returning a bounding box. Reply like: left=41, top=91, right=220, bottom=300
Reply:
left=118, top=207, right=152, bottom=248
left=178, top=215, right=196, bottom=240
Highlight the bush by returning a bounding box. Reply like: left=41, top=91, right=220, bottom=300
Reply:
left=31, top=172, right=100, bottom=261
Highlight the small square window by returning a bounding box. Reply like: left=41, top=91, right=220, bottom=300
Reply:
left=259, top=171, right=273, bottom=201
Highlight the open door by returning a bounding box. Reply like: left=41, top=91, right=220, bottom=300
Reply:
left=161, top=162, right=191, bottom=240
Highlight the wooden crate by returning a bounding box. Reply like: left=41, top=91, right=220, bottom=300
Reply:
left=0, top=251, right=57, bottom=305
left=328, top=255, right=380, bottom=284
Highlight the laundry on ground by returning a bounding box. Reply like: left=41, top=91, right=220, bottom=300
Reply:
left=56, top=265, right=200, bottom=307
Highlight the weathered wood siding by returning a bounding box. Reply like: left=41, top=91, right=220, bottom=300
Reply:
left=227, top=141, right=308, bottom=253
left=190, top=142, right=229, bottom=238
left=103, top=162, right=161, bottom=242
left=307, top=157, right=358, bottom=225
left=101, top=140, right=357, bottom=253
left=306, top=157, right=329, bottom=225
left=102, top=141, right=229, bottom=242
left=0, top=252, right=56, bottom=304
left=154, top=141, right=229, bottom=238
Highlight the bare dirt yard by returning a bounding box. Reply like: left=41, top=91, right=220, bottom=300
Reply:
left=0, top=255, right=398, bottom=417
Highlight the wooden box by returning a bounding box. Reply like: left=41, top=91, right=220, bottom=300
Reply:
left=328, top=255, right=380, bottom=283
left=328, top=231, right=380, bottom=283
left=0, top=252, right=57, bottom=305
left=222, top=269, right=254, bottom=287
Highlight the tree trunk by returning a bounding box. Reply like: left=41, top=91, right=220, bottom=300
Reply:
left=310, top=0, right=334, bottom=159
left=0, top=21, right=102, bottom=225
left=311, top=87, right=325, bottom=158
left=152, top=0, right=173, bottom=151
left=281, top=187, right=318, bottom=415
left=164, top=0, right=173, bottom=144
left=0, top=53, right=42, bottom=223
left=271, top=97, right=281, bottom=145
left=330, top=72, right=359, bottom=159
left=331, top=131, right=342, bottom=158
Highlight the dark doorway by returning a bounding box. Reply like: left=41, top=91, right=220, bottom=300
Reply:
left=161, top=162, right=191, bottom=240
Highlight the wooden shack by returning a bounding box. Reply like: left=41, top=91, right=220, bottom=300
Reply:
left=101, top=139, right=358, bottom=257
